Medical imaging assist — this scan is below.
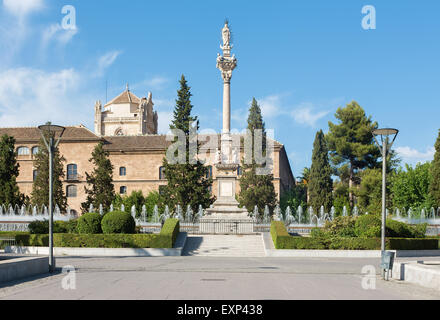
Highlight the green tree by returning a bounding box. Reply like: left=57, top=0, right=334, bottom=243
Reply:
left=280, top=184, right=307, bottom=211
left=356, top=150, right=400, bottom=214
left=81, top=142, right=115, bottom=213
left=391, top=162, right=434, bottom=210
left=112, top=190, right=146, bottom=218
left=0, top=135, right=26, bottom=206
left=308, top=130, right=333, bottom=212
left=355, top=168, right=382, bottom=214
left=429, top=130, right=440, bottom=207
left=160, top=75, right=215, bottom=212
left=326, top=101, right=380, bottom=206
left=238, top=98, right=278, bottom=212
left=31, top=131, right=67, bottom=212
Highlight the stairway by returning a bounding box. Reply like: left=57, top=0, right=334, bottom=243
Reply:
left=182, top=234, right=266, bottom=257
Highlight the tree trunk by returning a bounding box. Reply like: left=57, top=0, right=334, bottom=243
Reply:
left=349, top=160, right=354, bottom=208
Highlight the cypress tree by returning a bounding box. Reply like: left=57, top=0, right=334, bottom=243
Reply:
left=81, top=142, right=116, bottom=213
left=430, top=130, right=440, bottom=207
left=0, top=135, right=26, bottom=206
left=160, top=75, right=215, bottom=212
left=238, top=98, right=277, bottom=213
left=308, top=130, right=333, bottom=212
left=31, top=131, right=67, bottom=212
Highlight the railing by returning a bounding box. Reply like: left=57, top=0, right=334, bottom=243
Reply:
left=0, top=237, right=16, bottom=249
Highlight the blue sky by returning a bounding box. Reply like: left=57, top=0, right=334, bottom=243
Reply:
left=0, top=0, right=439, bottom=177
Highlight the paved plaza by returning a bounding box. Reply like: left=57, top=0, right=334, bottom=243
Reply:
left=1, top=256, right=440, bottom=300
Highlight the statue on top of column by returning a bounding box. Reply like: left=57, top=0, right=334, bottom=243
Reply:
left=222, top=21, right=231, bottom=49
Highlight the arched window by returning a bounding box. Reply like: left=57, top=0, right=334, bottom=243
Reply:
left=67, top=164, right=78, bottom=180
left=33, top=170, right=38, bottom=182
left=66, top=185, right=77, bottom=198
left=206, top=166, right=213, bottom=179
left=119, top=167, right=127, bottom=176
left=32, top=147, right=39, bottom=155
left=120, top=186, right=127, bottom=195
left=17, top=147, right=30, bottom=155
left=159, top=167, right=166, bottom=180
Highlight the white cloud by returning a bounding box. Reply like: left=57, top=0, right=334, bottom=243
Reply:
left=157, top=111, right=174, bottom=134
left=42, top=23, right=78, bottom=48
left=0, top=67, right=93, bottom=127
left=395, top=146, right=435, bottom=164
left=291, top=102, right=330, bottom=127
left=95, top=51, right=122, bottom=77
left=3, top=0, right=44, bottom=17
left=258, top=94, right=283, bottom=118
left=145, top=76, right=169, bottom=90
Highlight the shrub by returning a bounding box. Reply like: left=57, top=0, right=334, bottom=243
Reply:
left=322, top=216, right=356, bottom=237
left=101, top=210, right=135, bottom=234
left=66, top=219, right=78, bottom=234
left=28, top=220, right=70, bottom=234
left=411, top=223, right=428, bottom=239
left=77, top=213, right=102, bottom=234
left=386, top=219, right=414, bottom=238
left=159, top=218, right=180, bottom=247
left=28, top=220, right=49, bottom=234
left=354, top=214, right=381, bottom=238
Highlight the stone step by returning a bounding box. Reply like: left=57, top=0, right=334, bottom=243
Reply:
left=182, top=235, right=265, bottom=257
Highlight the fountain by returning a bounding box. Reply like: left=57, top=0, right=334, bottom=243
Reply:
left=0, top=204, right=76, bottom=232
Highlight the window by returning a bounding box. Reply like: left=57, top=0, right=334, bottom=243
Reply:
left=159, top=185, right=166, bottom=196
left=159, top=167, right=166, bottom=180
left=67, top=164, right=78, bottom=180
left=237, top=165, right=243, bottom=176
left=33, top=170, right=38, bottom=182
left=32, top=147, right=39, bottom=155
left=119, top=167, right=127, bottom=176
left=17, top=147, right=30, bottom=155
left=66, top=185, right=77, bottom=198
left=206, top=166, right=213, bottom=179
left=120, top=186, right=127, bottom=195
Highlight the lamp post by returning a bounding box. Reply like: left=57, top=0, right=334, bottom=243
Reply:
left=38, top=123, right=65, bottom=273
left=373, top=128, right=398, bottom=274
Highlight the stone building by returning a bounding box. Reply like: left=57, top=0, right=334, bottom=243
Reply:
left=94, top=85, right=158, bottom=136
left=0, top=106, right=295, bottom=214
left=0, top=91, right=295, bottom=214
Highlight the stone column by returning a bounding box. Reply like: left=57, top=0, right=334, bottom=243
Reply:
left=223, top=80, right=231, bottom=134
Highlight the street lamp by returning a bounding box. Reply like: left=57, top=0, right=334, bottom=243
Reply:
left=38, top=122, right=65, bottom=273
left=373, top=128, right=398, bottom=277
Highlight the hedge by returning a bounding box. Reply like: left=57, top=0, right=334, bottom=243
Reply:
left=271, top=221, right=439, bottom=250
left=101, top=210, right=135, bottom=234
left=77, top=212, right=102, bottom=234
left=6, top=218, right=181, bottom=249
left=160, top=218, right=180, bottom=248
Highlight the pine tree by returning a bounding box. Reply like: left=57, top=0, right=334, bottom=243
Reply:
left=81, top=142, right=116, bottom=213
left=308, top=130, right=333, bottom=212
left=326, top=101, right=380, bottom=207
left=31, top=131, right=67, bottom=212
left=430, top=130, right=440, bottom=207
left=0, top=135, right=26, bottom=206
left=160, top=75, right=215, bottom=212
left=238, top=98, right=277, bottom=213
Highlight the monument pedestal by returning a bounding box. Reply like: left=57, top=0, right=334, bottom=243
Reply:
left=202, top=163, right=253, bottom=234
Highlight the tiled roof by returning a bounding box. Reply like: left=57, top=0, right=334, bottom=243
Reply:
left=0, top=125, right=101, bottom=142
left=103, top=135, right=171, bottom=151
left=0, top=127, right=283, bottom=151
left=104, top=89, right=141, bottom=107
left=102, top=134, right=282, bottom=152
